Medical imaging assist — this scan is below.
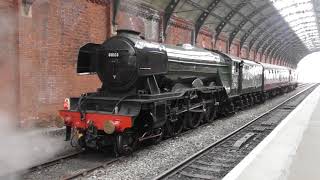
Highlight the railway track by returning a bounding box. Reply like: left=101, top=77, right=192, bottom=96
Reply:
left=23, top=84, right=309, bottom=180
left=0, top=151, right=83, bottom=179
left=60, top=84, right=310, bottom=180
left=21, top=149, right=122, bottom=180
left=27, top=151, right=82, bottom=172
left=62, top=158, right=120, bottom=180
left=153, top=84, right=317, bottom=180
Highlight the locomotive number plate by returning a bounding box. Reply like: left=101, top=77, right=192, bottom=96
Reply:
left=107, top=52, right=119, bottom=58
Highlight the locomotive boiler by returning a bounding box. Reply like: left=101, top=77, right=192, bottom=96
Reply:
left=77, top=30, right=231, bottom=93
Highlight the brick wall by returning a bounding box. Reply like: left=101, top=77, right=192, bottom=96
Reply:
left=165, top=17, right=192, bottom=45
left=240, top=47, right=249, bottom=59
left=117, top=1, right=160, bottom=41
left=216, top=39, right=227, bottom=53
left=268, top=57, right=271, bottom=64
left=17, top=0, right=110, bottom=126
left=0, top=0, right=19, bottom=122
left=230, top=43, right=240, bottom=57
left=256, top=52, right=261, bottom=61
left=249, top=50, right=255, bottom=61
left=196, top=29, right=213, bottom=49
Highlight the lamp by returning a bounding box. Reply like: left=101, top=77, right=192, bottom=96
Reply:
left=22, top=0, right=34, bottom=16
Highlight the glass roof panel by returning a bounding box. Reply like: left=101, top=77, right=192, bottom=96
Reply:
left=270, top=0, right=320, bottom=50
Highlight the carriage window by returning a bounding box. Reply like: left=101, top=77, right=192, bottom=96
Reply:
left=236, top=63, right=239, bottom=72
left=232, top=62, right=239, bottom=73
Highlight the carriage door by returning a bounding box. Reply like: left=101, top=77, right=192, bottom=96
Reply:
left=231, top=61, right=241, bottom=95
left=238, top=61, right=244, bottom=94
left=289, top=69, right=292, bottom=82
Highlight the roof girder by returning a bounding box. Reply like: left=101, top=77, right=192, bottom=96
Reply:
left=274, top=39, right=305, bottom=61
left=251, top=16, right=315, bottom=53
left=267, top=38, right=306, bottom=62
left=275, top=41, right=303, bottom=64
left=256, top=27, right=306, bottom=57
left=189, top=0, right=282, bottom=52
left=271, top=40, right=296, bottom=60
left=312, top=0, right=320, bottom=49
left=194, top=0, right=223, bottom=40
left=252, top=17, right=317, bottom=51
left=215, top=0, right=275, bottom=51
left=240, top=15, right=283, bottom=48
left=249, top=21, right=292, bottom=51
left=230, top=3, right=271, bottom=47
left=163, top=0, right=181, bottom=41
left=215, top=0, right=251, bottom=41
left=240, top=15, right=274, bottom=49
left=158, top=0, right=315, bottom=65
left=269, top=41, right=283, bottom=59
left=247, top=2, right=319, bottom=56
left=239, top=2, right=311, bottom=50
left=186, top=0, right=251, bottom=45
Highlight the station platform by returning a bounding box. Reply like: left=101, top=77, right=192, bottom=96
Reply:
left=223, top=85, right=320, bottom=180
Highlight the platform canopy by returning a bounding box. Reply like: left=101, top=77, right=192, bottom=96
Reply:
left=138, top=0, right=320, bottom=66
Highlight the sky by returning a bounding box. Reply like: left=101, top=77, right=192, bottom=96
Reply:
left=297, top=52, right=320, bottom=83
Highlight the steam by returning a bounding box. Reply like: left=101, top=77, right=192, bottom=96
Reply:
left=0, top=3, right=65, bottom=178
left=0, top=112, right=66, bottom=177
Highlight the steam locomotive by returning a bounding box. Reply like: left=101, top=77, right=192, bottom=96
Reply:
left=59, top=30, right=298, bottom=155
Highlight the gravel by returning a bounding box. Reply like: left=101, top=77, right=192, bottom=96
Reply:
left=24, top=152, right=110, bottom=180
left=83, top=85, right=311, bottom=180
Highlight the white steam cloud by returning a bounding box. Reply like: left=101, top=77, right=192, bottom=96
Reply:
left=0, top=112, right=66, bottom=177
left=0, top=3, right=66, bottom=178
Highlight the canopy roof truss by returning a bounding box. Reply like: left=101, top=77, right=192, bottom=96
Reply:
left=135, top=0, right=320, bottom=65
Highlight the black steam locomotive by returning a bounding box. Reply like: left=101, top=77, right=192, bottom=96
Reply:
left=59, top=30, right=297, bottom=155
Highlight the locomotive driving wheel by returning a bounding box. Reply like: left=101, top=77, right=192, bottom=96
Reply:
left=203, top=105, right=216, bottom=123
left=115, top=131, right=138, bottom=156
left=203, top=98, right=217, bottom=123
left=164, top=114, right=184, bottom=137
left=246, top=95, right=252, bottom=107
left=151, top=128, right=163, bottom=145
left=186, top=111, right=204, bottom=129
left=249, top=95, right=254, bottom=106
left=172, top=115, right=183, bottom=136
left=173, top=115, right=184, bottom=135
